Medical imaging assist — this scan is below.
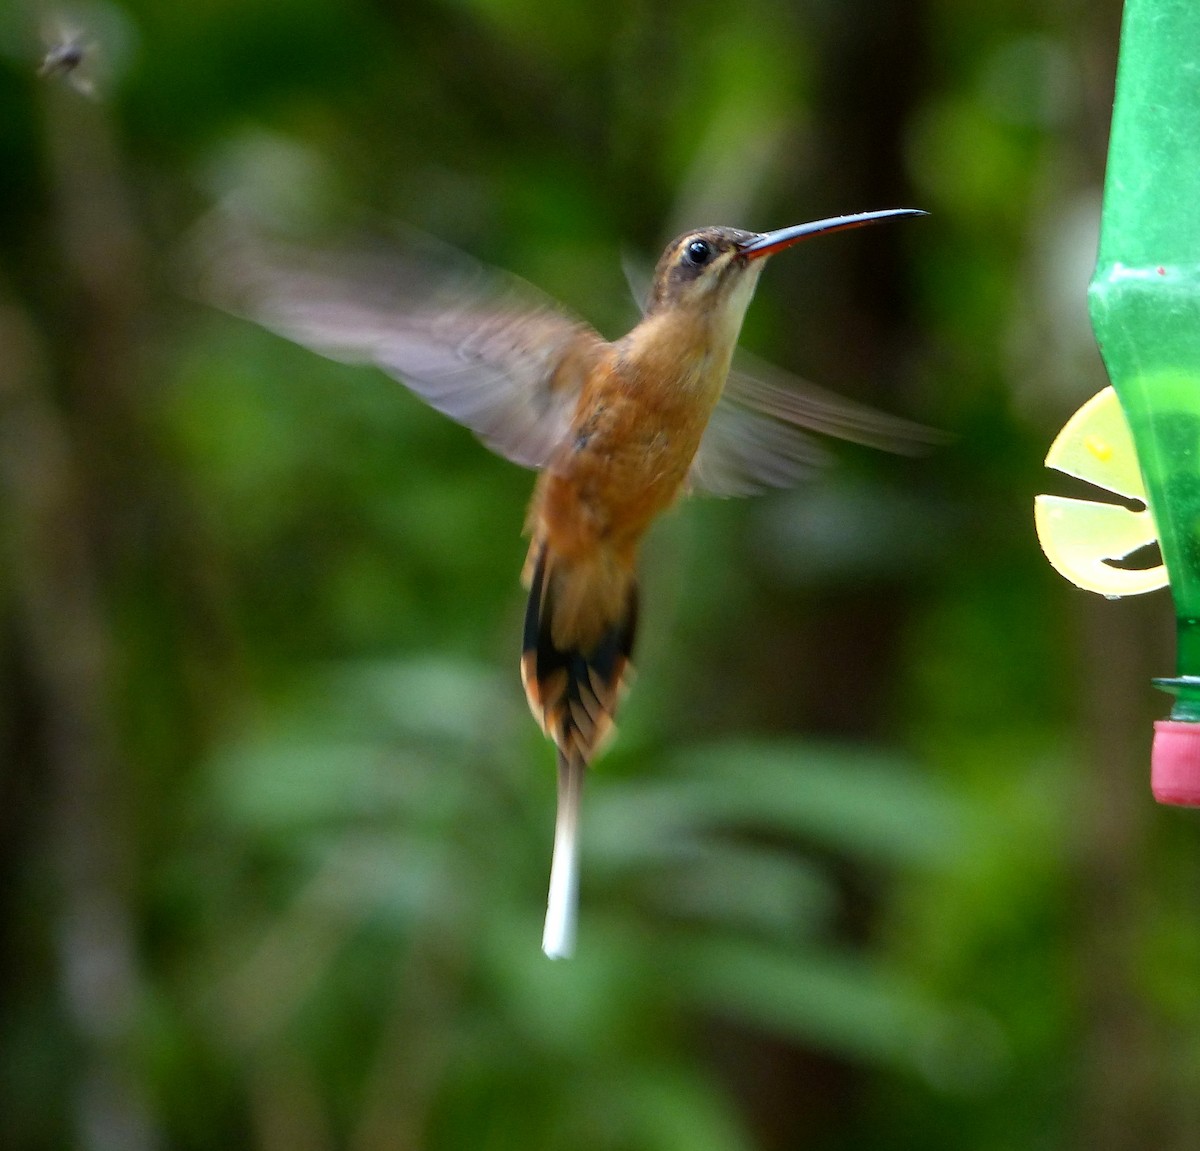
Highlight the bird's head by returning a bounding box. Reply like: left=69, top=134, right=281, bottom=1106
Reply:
left=644, top=209, right=927, bottom=332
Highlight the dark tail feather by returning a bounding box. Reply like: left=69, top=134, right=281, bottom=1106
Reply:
left=520, top=545, right=638, bottom=767
left=521, top=544, right=637, bottom=958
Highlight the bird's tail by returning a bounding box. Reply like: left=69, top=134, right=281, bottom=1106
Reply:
left=542, top=749, right=584, bottom=959
left=521, top=541, right=638, bottom=958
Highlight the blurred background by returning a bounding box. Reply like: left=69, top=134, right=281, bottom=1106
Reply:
left=1, top=0, right=1198, bottom=1148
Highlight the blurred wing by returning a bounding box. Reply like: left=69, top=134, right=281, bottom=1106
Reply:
left=689, top=396, right=833, bottom=498
left=196, top=220, right=606, bottom=469
left=690, top=351, right=944, bottom=497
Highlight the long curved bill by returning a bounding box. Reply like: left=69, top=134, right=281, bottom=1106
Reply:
left=737, top=208, right=928, bottom=261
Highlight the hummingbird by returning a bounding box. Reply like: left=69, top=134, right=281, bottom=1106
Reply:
left=203, top=206, right=931, bottom=958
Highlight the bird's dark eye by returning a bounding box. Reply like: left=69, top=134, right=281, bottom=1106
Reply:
left=684, top=238, right=714, bottom=267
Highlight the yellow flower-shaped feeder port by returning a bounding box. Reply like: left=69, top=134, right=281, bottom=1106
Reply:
left=1034, top=386, right=1167, bottom=597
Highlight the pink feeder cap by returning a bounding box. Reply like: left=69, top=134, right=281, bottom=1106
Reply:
left=1151, top=721, right=1200, bottom=807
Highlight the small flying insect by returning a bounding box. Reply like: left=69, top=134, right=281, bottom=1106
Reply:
left=38, top=20, right=97, bottom=98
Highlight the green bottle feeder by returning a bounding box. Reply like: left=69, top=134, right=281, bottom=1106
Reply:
left=1036, top=0, right=1200, bottom=806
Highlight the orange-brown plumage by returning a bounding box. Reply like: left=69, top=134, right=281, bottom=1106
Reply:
left=205, top=207, right=931, bottom=958
left=520, top=305, right=745, bottom=771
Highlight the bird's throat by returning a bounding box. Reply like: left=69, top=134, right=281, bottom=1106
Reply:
left=624, top=301, right=746, bottom=404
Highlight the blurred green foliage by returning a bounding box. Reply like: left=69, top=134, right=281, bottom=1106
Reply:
left=0, top=0, right=1198, bottom=1149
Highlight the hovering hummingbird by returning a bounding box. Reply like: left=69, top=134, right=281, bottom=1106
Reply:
left=205, top=207, right=931, bottom=958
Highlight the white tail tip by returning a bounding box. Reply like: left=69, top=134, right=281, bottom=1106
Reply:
left=542, top=754, right=585, bottom=959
